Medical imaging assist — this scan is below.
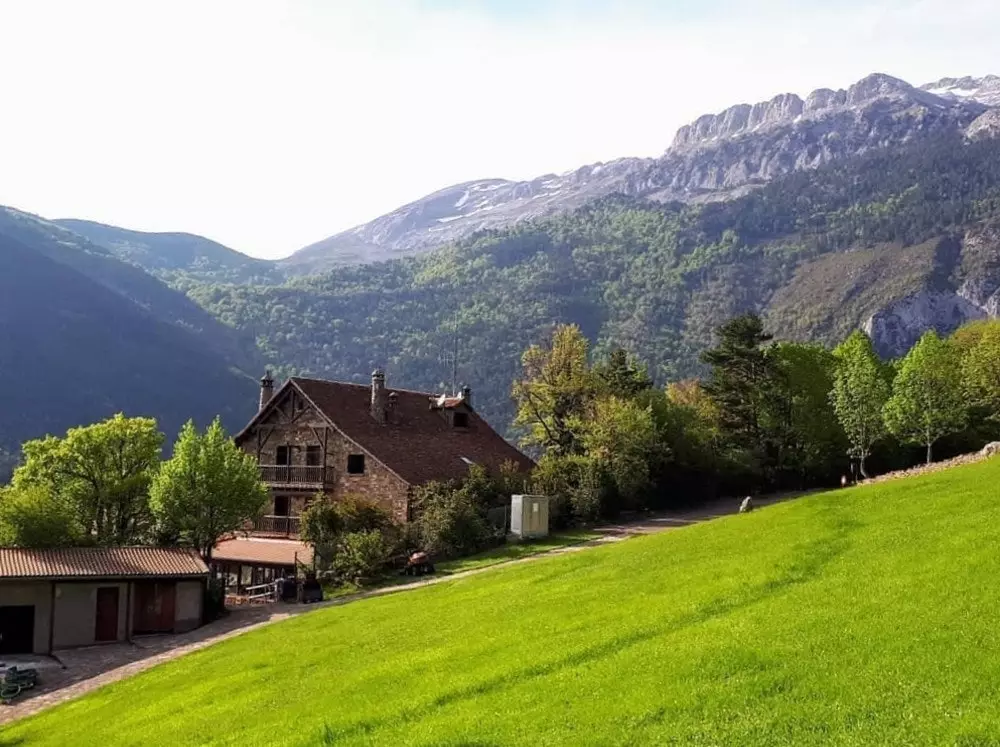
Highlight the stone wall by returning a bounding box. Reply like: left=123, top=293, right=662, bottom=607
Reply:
left=243, top=394, right=411, bottom=522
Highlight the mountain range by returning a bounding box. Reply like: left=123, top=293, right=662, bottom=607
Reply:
left=3, top=70, right=1000, bottom=450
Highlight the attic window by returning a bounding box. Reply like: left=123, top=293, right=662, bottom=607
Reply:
left=347, top=454, right=366, bottom=474
left=453, top=412, right=469, bottom=428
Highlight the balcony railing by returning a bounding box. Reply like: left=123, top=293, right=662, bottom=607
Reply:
left=251, top=515, right=301, bottom=537
left=259, top=465, right=326, bottom=485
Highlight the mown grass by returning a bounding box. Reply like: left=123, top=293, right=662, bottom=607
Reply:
left=435, top=528, right=601, bottom=574
left=5, top=459, right=1000, bottom=746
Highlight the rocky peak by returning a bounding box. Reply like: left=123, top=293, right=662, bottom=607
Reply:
left=922, top=75, right=1000, bottom=106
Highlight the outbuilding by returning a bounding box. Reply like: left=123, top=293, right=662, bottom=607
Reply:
left=0, top=546, right=209, bottom=655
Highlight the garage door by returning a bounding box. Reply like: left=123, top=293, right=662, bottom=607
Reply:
left=0, top=605, right=35, bottom=654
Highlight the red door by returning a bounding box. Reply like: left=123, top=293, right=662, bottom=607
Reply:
left=95, top=587, right=120, bottom=642
left=132, top=582, right=177, bottom=634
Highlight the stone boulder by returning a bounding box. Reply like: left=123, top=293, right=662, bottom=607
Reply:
left=739, top=496, right=754, bottom=514
left=981, top=442, right=1000, bottom=458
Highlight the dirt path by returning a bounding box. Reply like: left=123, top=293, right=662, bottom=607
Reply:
left=0, top=493, right=787, bottom=726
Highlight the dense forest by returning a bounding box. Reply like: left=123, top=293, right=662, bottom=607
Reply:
left=173, top=133, right=1000, bottom=431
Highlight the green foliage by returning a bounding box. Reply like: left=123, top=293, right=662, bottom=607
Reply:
left=512, top=324, right=595, bottom=455
left=412, top=482, right=494, bottom=558
left=0, top=485, right=83, bottom=548
left=300, top=494, right=396, bottom=570
left=831, top=331, right=891, bottom=478
left=13, top=414, right=163, bottom=545
left=581, top=396, right=664, bottom=511
left=150, top=418, right=269, bottom=559
left=884, top=331, right=968, bottom=464
left=531, top=453, right=605, bottom=525
left=592, top=348, right=653, bottom=398
left=960, top=319, right=1000, bottom=419
left=330, top=530, right=393, bottom=585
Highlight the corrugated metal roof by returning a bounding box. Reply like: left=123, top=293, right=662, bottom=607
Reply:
left=0, top=547, right=209, bottom=580
left=213, top=538, right=313, bottom=567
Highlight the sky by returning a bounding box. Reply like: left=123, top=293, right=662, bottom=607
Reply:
left=0, top=0, right=998, bottom=259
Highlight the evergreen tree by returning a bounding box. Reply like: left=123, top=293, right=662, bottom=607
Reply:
left=884, top=331, right=968, bottom=464
left=150, top=418, right=268, bottom=561
left=593, top=349, right=653, bottom=399
left=830, top=331, right=890, bottom=479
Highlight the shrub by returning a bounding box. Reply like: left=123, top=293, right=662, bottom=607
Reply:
left=301, top=495, right=396, bottom=570
left=413, top=483, right=493, bottom=558
left=331, top=530, right=392, bottom=585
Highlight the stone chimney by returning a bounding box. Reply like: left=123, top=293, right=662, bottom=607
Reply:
left=460, top=384, right=472, bottom=408
left=371, top=369, right=386, bottom=424
left=259, top=370, right=275, bottom=410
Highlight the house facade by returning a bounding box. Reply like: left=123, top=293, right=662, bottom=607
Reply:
left=217, top=371, right=534, bottom=579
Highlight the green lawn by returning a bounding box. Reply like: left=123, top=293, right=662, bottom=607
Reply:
left=435, top=528, right=601, bottom=574
left=6, top=459, right=1000, bottom=745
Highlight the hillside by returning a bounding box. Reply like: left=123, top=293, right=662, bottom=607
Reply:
left=0, top=230, right=258, bottom=451
left=55, top=218, right=280, bottom=285
left=185, top=133, right=1000, bottom=430
left=284, top=72, right=993, bottom=271
left=7, top=457, right=1000, bottom=745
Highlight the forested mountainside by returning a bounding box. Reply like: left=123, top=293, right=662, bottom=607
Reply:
left=184, top=133, right=1000, bottom=431
left=282, top=73, right=998, bottom=271
left=55, top=218, right=280, bottom=286
left=0, top=217, right=258, bottom=453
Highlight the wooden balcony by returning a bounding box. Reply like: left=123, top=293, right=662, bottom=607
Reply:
left=250, top=515, right=302, bottom=537
left=258, top=465, right=326, bottom=488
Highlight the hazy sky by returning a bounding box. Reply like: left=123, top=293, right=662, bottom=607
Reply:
left=0, top=0, right=998, bottom=259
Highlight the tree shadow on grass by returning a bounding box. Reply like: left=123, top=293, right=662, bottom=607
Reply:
left=318, top=508, right=861, bottom=744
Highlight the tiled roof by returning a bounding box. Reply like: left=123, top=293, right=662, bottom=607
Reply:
left=213, top=537, right=313, bottom=567
left=288, top=377, right=535, bottom=485
left=0, top=547, right=209, bottom=580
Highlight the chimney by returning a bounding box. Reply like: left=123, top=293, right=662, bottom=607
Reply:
left=371, top=369, right=386, bottom=424
left=259, top=370, right=275, bottom=410
left=461, top=384, right=472, bottom=408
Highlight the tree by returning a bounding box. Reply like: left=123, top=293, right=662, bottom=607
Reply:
left=830, top=331, right=891, bottom=479
left=960, top=320, right=1000, bottom=420
left=593, top=348, right=653, bottom=399
left=0, top=485, right=83, bottom=548
left=581, top=396, right=663, bottom=510
left=512, top=324, right=596, bottom=455
left=300, top=494, right=396, bottom=569
left=769, top=342, right=845, bottom=484
left=883, top=331, right=968, bottom=464
left=150, top=418, right=268, bottom=561
left=701, top=314, right=781, bottom=477
left=13, top=414, right=163, bottom=545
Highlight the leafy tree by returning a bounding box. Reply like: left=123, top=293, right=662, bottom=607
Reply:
left=581, top=396, right=663, bottom=510
left=512, top=324, right=595, bottom=455
left=530, top=453, right=605, bottom=526
left=300, top=495, right=396, bottom=568
left=330, top=530, right=392, bottom=585
left=150, top=418, right=268, bottom=561
left=830, top=331, right=891, bottom=479
left=13, top=414, right=163, bottom=545
left=960, top=320, right=1000, bottom=420
left=0, top=485, right=83, bottom=548
left=883, top=331, right=968, bottom=464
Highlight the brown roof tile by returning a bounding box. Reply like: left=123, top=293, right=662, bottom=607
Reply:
left=288, top=377, right=535, bottom=485
left=213, top=538, right=313, bottom=567
left=0, top=547, right=208, bottom=580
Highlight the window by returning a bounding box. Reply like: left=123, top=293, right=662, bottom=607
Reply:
left=273, top=495, right=289, bottom=517
left=305, top=445, right=322, bottom=466
left=275, top=446, right=290, bottom=465
left=347, top=454, right=366, bottom=474
left=453, top=412, right=469, bottom=428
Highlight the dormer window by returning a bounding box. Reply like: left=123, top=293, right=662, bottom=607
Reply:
left=453, top=412, right=469, bottom=428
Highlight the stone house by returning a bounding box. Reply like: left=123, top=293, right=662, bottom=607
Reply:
left=0, top=547, right=208, bottom=655
left=215, top=371, right=534, bottom=583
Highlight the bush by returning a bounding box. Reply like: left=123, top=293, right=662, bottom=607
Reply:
left=301, top=495, right=396, bottom=571
left=531, top=454, right=607, bottom=525
left=331, top=530, right=392, bottom=585
left=413, top=483, right=493, bottom=558
left=203, top=577, right=227, bottom=623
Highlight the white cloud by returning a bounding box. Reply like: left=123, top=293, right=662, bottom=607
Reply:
left=0, top=0, right=997, bottom=258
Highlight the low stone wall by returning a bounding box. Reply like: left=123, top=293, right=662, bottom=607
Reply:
left=861, top=443, right=999, bottom=486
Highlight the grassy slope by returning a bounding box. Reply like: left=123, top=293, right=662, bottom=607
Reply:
left=6, top=460, right=1000, bottom=746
